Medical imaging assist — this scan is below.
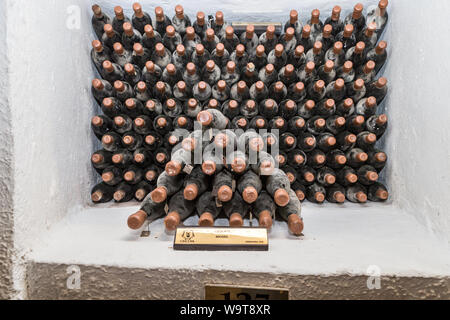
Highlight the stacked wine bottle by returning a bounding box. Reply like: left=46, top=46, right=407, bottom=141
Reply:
left=89, top=2, right=390, bottom=235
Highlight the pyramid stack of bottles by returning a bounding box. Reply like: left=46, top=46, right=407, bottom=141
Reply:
left=89, top=2, right=390, bottom=235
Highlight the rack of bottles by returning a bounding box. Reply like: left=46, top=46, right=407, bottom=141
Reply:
left=89, top=1, right=390, bottom=235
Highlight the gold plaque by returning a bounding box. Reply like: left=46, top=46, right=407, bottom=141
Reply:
left=205, top=284, right=289, bottom=300
left=173, top=227, right=268, bottom=251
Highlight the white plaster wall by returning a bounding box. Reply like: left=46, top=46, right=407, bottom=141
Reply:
left=382, top=0, right=450, bottom=245
left=7, top=0, right=97, bottom=297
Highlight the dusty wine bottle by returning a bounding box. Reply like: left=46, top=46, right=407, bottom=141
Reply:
left=123, top=165, right=144, bottom=185
left=142, top=61, right=162, bottom=87
left=101, top=132, right=122, bottom=152
left=325, top=41, right=345, bottom=69
left=165, top=148, right=192, bottom=176
left=366, top=114, right=388, bottom=139
left=337, top=166, right=358, bottom=186
left=164, top=190, right=196, bottom=231
left=154, top=6, right=172, bottom=37
left=151, top=171, right=185, bottom=204
left=366, top=0, right=389, bottom=37
left=127, top=192, right=166, bottom=230
left=269, top=116, right=288, bottom=133
left=356, top=131, right=377, bottom=150
left=336, top=131, right=357, bottom=151
left=288, top=116, right=306, bottom=135
left=307, top=149, right=327, bottom=169
left=325, top=6, right=344, bottom=36
left=315, top=98, right=336, bottom=118
left=368, top=182, right=389, bottom=202
left=366, top=41, right=387, bottom=74
left=358, top=22, right=378, bottom=50
left=196, top=191, right=222, bottom=227
left=297, top=132, right=317, bottom=153
left=366, top=77, right=388, bottom=105
left=91, top=182, right=115, bottom=204
left=114, top=80, right=134, bottom=103
left=113, top=181, right=135, bottom=203
left=326, top=149, right=347, bottom=170
left=236, top=170, right=262, bottom=204
left=326, top=115, right=346, bottom=135
left=173, top=81, right=191, bottom=102
left=357, top=165, right=379, bottom=186
left=298, top=25, right=314, bottom=52
left=267, top=44, right=287, bottom=71
left=222, top=193, right=249, bottom=227
left=91, top=115, right=112, bottom=140
left=316, top=166, right=337, bottom=187
left=346, top=114, right=366, bottom=134
left=306, top=41, right=325, bottom=67
left=317, top=133, right=337, bottom=152
left=306, top=183, right=326, bottom=204
left=142, top=24, right=162, bottom=51
left=101, top=166, right=122, bottom=186
left=259, top=25, right=278, bottom=54
left=346, top=183, right=368, bottom=203
left=250, top=191, right=275, bottom=229
left=326, top=184, right=346, bottom=203
left=212, top=169, right=234, bottom=203
left=91, top=149, right=113, bottom=173
left=122, top=132, right=143, bottom=152
left=346, top=148, right=369, bottom=168
left=92, top=79, right=114, bottom=103
left=266, top=168, right=291, bottom=207
left=307, top=80, right=326, bottom=102
left=336, top=98, right=355, bottom=118
left=280, top=27, right=297, bottom=54
left=278, top=189, right=304, bottom=236
left=123, top=98, right=144, bottom=118
left=133, top=147, right=153, bottom=168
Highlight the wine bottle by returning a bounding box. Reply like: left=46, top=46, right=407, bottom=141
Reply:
left=249, top=116, right=268, bottom=131
left=91, top=115, right=112, bottom=140
left=325, top=6, right=344, bottom=36
left=280, top=27, right=297, bottom=54
left=112, top=6, right=130, bottom=35
left=131, top=116, right=151, bottom=135
left=288, top=82, right=306, bottom=102
left=113, top=182, right=135, bottom=203
left=366, top=41, right=387, bottom=74
left=298, top=25, right=314, bottom=52
left=366, top=0, right=389, bottom=37
left=226, top=150, right=249, bottom=175
left=183, top=27, right=201, bottom=57
left=182, top=62, right=200, bottom=87
left=101, top=166, right=122, bottom=186
left=336, top=166, right=358, bottom=186
left=298, top=99, right=316, bottom=119
left=366, top=114, right=388, bottom=139
left=346, top=148, right=369, bottom=168
left=344, top=3, right=366, bottom=34
left=101, top=24, right=121, bottom=51
left=161, top=64, right=182, bottom=87
left=336, top=61, right=355, bottom=84
left=134, top=181, right=154, bottom=202
left=153, top=115, right=173, bottom=136
left=91, top=182, right=115, bottom=204
left=278, top=189, right=304, bottom=236
left=278, top=64, right=298, bottom=86
left=221, top=99, right=240, bottom=119
left=258, top=63, right=277, bottom=86
left=211, top=43, right=230, bottom=69
left=101, top=132, right=122, bottom=152
left=269, top=116, right=288, bottom=133
left=131, top=3, right=152, bottom=35
left=325, top=78, right=346, bottom=102
left=143, top=99, right=162, bottom=119
left=92, top=79, right=114, bottom=103
left=288, top=46, right=306, bottom=70
left=193, top=81, right=212, bottom=102
left=133, top=147, right=153, bottom=167
left=306, top=41, right=325, bottom=67
left=144, top=165, right=161, bottom=185
left=230, top=116, right=249, bottom=131
left=122, top=22, right=142, bottom=51
left=317, top=133, right=337, bottom=152
left=162, top=98, right=183, bottom=118
left=306, top=116, right=326, bottom=135
left=307, top=80, right=326, bottom=102
left=366, top=77, right=388, bottom=105
left=266, top=168, right=291, bottom=207
left=111, top=42, right=132, bottom=68
left=267, top=44, right=287, bottom=71
left=212, top=170, right=234, bottom=203
left=336, top=24, right=356, bottom=51
left=193, top=11, right=207, bottom=38
left=237, top=170, right=262, bottom=204
left=123, top=98, right=144, bottom=118
left=356, top=61, right=376, bottom=84
left=128, top=191, right=166, bottom=229
left=336, top=98, right=355, bottom=117
left=269, top=81, right=287, bottom=102
left=297, top=132, right=317, bottom=153
left=151, top=43, right=172, bottom=70
left=285, top=9, right=302, bottom=39
left=202, top=143, right=225, bottom=176
left=326, top=115, right=346, bottom=135
left=258, top=99, right=278, bottom=119
left=315, top=98, right=336, bottom=118
left=326, top=184, right=346, bottom=203
left=123, top=165, right=144, bottom=185
left=316, top=24, right=334, bottom=52
left=91, top=5, right=111, bottom=39
left=347, top=79, right=366, bottom=103
left=307, top=149, right=327, bottom=169
left=306, top=183, right=326, bottom=204
left=182, top=166, right=210, bottom=201
left=346, top=114, right=366, bottom=134
left=230, top=81, right=250, bottom=102
left=368, top=182, right=389, bottom=202
left=288, top=116, right=306, bottom=135
left=196, top=191, right=222, bottom=227
left=326, top=149, right=347, bottom=170
left=142, top=24, right=162, bottom=52
left=357, top=165, right=379, bottom=186
left=317, top=60, right=336, bottom=85
left=291, top=182, right=306, bottom=202
left=316, top=166, right=337, bottom=187
left=346, top=183, right=368, bottom=203
left=164, top=190, right=196, bottom=231
left=151, top=171, right=185, bottom=203
left=91, top=149, right=113, bottom=174
left=197, top=109, right=229, bottom=130
left=336, top=131, right=357, bottom=151
left=287, top=149, right=307, bottom=169
left=173, top=44, right=189, bottom=71
left=165, top=148, right=192, bottom=176
left=222, top=193, right=249, bottom=227
left=114, top=80, right=134, bottom=102
left=259, top=25, right=278, bottom=54
left=203, top=28, right=220, bottom=54
left=252, top=191, right=276, bottom=229
left=250, top=45, right=268, bottom=71
left=325, top=41, right=345, bottom=68
left=358, top=23, right=378, bottom=50
left=346, top=41, right=366, bottom=69
left=279, top=132, right=297, bottom=152
left=203, top=60, right=221, bottom=86
left=111, top=149, right=133, bottom=169
left=142, top=61, right=162, bottom=87
left=154, top=6, right=172, bottom=37
left=122, top=132, right=143, bottom=152
left=91, top=40, right=111, bottom=73
left=173, top=81, right=191, bottom=102
left=356, top=131, right=377, bottom=150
